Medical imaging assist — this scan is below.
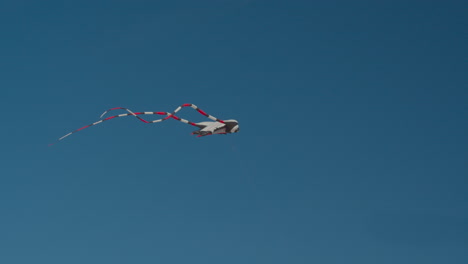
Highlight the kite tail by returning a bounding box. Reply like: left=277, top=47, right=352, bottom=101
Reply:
left=101, top=104, right=224, bottom=123
left=162, top=103, right=225, bottom=123
left=49, top=110, right=202, bottom=146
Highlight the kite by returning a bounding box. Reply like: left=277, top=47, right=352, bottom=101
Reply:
left=50, top=104, right=239, bottom=146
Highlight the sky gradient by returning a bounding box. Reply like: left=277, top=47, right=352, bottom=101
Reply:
left=1, top=1, right=467, bottom=263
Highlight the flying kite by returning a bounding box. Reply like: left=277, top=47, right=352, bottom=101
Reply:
left=50, top=104, right=239, bottom=146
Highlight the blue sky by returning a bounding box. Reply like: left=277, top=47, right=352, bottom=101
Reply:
left=1, top=0, right=467, bottom=263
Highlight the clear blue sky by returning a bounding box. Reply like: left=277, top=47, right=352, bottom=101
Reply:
left=1, top=1, right=467, bottom=263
